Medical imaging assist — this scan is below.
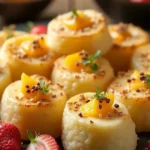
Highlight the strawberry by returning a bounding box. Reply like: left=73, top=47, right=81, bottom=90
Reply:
left=148, top=141, right=150, bottom=150
left=0, top=123, right=21, bottom=150
left=30, top=25, right=47, bottom=35
left=26, top=21, right=47, bottom=35
left=26, top=131, right=59, bottom=150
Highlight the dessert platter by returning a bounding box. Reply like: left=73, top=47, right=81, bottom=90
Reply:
left=0, top=9, right=150, bottom=150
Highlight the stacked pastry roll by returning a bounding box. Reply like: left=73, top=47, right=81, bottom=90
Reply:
left=0, top=34, right=56, bottom=81
left=105, top=23, right=149, bottom=73
left=47, top=9, right=112, bottom=55
left=1, top=73, right=67, bottom=140
left=108, top=70, right=150, bottom=132
left=62, top=91, right=137, bottom=150
left=52, top=50, right=114, bottom=98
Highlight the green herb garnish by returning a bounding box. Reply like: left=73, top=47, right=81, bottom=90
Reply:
left=81, top=50, right=101, bottom=72
left=38, top=80, right=49, bottom=94
left=25, top=21, right=34, bottom=32
left=72, top=8, right=78, bottom=17
left=6, top=34, right=14, bottom=39
left=145, top=74, right=150, bottom=86
left=3, top=24, right=16, bottom=39
left=93, top=87, right=106, bottom=101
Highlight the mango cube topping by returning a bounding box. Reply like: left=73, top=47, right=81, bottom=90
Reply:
left=80, top=92, right=114, bottom=118
left=110, top=24, right=131, bottom=43
left=63, top=10, right=92, bottom=30
left=64, top=50, right=101, bottom=73
left=21, top=73, right=49, bottom=101
left=64, top=52, right=90, bottom=72
left=21, top=37, right=48, bottom=58
left=127, top=71, right=147, bottom=90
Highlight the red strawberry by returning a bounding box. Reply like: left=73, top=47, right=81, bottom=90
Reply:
left=26, top=22, right=47, bottom=35
left=30, top=25, right=47, bottom=35
left=26, top=131, right=59, bottom=150
left=0, top=123, right=21, bottom=150
left=148, top=141, right=150, bottom=150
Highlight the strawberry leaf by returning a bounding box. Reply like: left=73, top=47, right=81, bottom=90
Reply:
left=27, top=130, right=36, bottom=143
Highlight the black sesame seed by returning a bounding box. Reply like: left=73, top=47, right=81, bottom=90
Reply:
left=32, top=86, right=35, bottom=89
left=127, top=79, right=131, bottom=83
left=78, top=113, right=83, bottom=117
left=140, top=76, right=146, bottom=81
left=114, top=104, right=119, bottom=108
left=86, top=100, right=90, bottom=103
left=99, top=104, right=102, bottom=109
left=76, top=62, right=79, bottom=67
left=26, top=89, right=31, bottom=93
left=136, top=89, right=141, bottom=92
left=25, top=85, right=29, bottom=88
left=90, top=120, right=94, bottom=124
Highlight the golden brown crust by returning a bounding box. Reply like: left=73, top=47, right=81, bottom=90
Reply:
left=132, top=44, right=150, bottom=71
left=48, top=10, right=106, bottom=38
left=5, top=35, right=54, bottom=62
left=109, top=23, right=149, bottom=48
left=108, top=71, right=150, bottom=100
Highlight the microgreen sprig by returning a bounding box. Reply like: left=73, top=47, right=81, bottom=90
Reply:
left=145, top=74, right=150, bottom=86
left=81, top=50, right=101, bottom=72
left=25, top=21, right=34, bottom=32
left=93, top=87, right=106, bottom=101
left=3, top=24, right=16, bottom=39
left=72, top=8, right=78, bottom=17
left=38, top=80, right=49, bottom=94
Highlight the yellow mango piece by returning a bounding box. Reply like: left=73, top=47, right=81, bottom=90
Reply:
left=22, top=38, right=48, bottom=58
left=101, top=93, right=114, bottom=115
left=64, top=52, right=85, bottom=72
left=21, top=73, right=49, bottom=101
left=80, top=93, right=114, bottom=118
left=111, top=28, right=131, bottom=43
left=63, top=12, right=92, bottom=30
left=80, top=98, right=100, bottom=118
left=21, top=73, right=38, bottom=98
left=128, top=70, right=144, bottom=90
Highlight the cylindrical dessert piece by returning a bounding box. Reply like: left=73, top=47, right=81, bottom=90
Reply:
left=0, top=25, right=26, bottom=48
left=0, top=34, right=56, bottom=81
left=62, top=92, right=137, bottom=150
left=0, top=61, right=12, bottom=98
left=1, top=73, right=67, bottom=140
left=105, top=23, right=149, bottom=74
left=108, top=70, right=150, bottom=132
left=51, top=50, right=114, bottom=98
left=131, top=44, right=150, bottom=71
left=47, top=9, right=112, bottom=55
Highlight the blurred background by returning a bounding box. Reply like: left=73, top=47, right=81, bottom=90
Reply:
left=0, top=0, right=150, bottom=29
